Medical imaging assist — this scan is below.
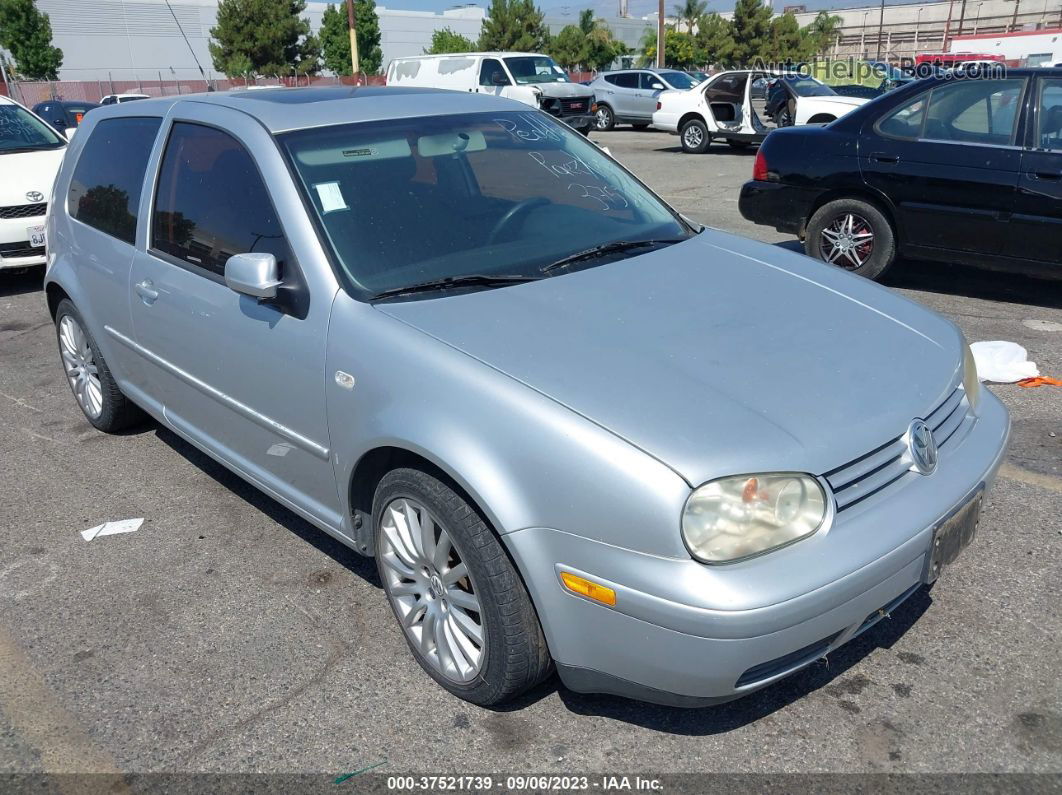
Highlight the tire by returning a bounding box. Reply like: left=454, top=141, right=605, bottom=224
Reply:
left=727, top=140, right=751, bottom=150
left=804, top=198, right=896, bottom=281
left=373, top=467, right=552, bottom=706
left=54, top=298, right=145, bottom=432
left=594, top=104, right=614, bottom=131
left=679, top=118, right=711, bottom=153
left=773, top=108, right=793, bottom=128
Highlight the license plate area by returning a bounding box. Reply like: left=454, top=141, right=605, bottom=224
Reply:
left=28, top=225, right=46, bottom=248
left=925, top=488, right=983, bottom=583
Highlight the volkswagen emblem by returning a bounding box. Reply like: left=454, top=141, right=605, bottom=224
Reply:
left=906, top=419, right=938, bottom=475
left=26, top=191, right=44, bottom=203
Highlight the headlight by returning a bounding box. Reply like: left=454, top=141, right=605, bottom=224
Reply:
left=963, top=342, right=981, bottom=415
left=682, top=473, right=827, bottom=564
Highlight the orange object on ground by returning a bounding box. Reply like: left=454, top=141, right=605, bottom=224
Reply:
left=1016, top=376, right=1062, bottom=388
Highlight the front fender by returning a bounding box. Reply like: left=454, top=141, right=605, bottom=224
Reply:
left=324, top=292, right=693, bottom=558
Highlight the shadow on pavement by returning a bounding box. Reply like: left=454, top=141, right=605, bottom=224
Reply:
left=0, top=266, right=45, bottom=298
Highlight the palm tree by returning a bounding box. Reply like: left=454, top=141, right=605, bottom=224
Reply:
left=674, top=0, right=708, bottom=33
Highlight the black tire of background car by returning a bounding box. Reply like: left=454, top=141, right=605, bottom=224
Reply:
left=632, top=123, right=649, bottom=130
left=595, top=105, right=615, bottom=131
left=679, top=118, right=711, bottom=154
left=373, top=467, right=553, bottom=706
left=804, top=198, right=897, bottom=282
left=54, top=299, right=146, bottom=433
left=773, top=108, right=793, bottom=128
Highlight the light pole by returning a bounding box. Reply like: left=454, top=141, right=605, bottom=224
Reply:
left=861, top=11, right=869, bottom=57
left=957, top=0, right=968, bottom=35
left=1009, top=0, right=1021, bottom=32
left=345, top=0, right=360, bottom=79
left=914, top=7, right=923, bottom=55
left=657, top=0, right=665, bottom=68
left=973, top=1, right=983, bottom=32
left=875, top=0, right=885, bottom=61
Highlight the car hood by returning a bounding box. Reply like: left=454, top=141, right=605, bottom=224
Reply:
left=536, top=82, right=594, bottom=99
left=0, top=147, right=65, bottom=206
left=376, top=231, right=962, bottom=486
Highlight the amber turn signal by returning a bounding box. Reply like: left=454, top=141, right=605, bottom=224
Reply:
left=560, top=571, right=616, bottom=606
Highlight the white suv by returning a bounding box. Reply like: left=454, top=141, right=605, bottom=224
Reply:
left=0, top=96, right=66, bottom=269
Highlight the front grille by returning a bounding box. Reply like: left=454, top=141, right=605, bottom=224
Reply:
left=561, top=98, right=590, bottom=115
left=0, top=241, right=45, bottom=259
left=735, top=630, right=843, bottom=688
left=826, top=385, right=972, bottom=512
left=0, top=202, right=47, bottom=219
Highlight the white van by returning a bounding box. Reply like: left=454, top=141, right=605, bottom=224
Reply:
left=386, top=52, right=596, bottom=134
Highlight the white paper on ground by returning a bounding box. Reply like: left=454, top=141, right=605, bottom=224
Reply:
left=81, top=518, right=144, bottom=542
left=970, top=340, right=1040, bottom=383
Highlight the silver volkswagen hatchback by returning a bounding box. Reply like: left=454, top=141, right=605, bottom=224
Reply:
left=45, top=87, right=1009, bottom=707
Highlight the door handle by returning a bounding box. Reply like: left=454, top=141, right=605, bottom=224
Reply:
left=135, top=280, right=159, bottom=303
left=871, top=153, right=900, bottom=164
left=1029, top=171, right=1061, bottom=181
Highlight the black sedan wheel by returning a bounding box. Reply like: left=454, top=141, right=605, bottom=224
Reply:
left=805, top=198, right=896, bottom=281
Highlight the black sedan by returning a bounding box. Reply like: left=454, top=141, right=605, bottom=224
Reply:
left=740, top=68, right=1062, bottom=281
left=31, top=100, right=99, bottom=137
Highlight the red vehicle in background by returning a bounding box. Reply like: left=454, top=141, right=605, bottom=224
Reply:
left=915, top=52, right=1009, bottom=68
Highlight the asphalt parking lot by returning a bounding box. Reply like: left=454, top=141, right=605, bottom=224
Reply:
left=1, top=127, right=1060, bottom=780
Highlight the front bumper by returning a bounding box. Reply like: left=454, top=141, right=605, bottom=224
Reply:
left=0, top=215, right=47, bottom=268
left=504, top=391, right=1010, bottom=706
left=556, top=113, right=594, bottom=132
left=738, top=179, right=824, bottom=236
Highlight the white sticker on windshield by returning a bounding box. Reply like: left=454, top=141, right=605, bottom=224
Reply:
left=314, top=181, right=348, bottom=213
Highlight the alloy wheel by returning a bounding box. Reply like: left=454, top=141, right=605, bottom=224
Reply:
left=595, top=107, right=612, bottom=130
left=59, top=315, right=103, bottom=419
left=820, top=213, right=875, bottom=269
left=683, top=124, right=704, bottom=148
left=378, top=497, right=486, bottom=683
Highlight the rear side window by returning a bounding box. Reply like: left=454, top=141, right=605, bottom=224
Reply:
left=68, top=117, right=161, bottom=244
left=612, top=73, right=638, bottom=89
left=151, top=122, right=292, bottom=277
left=923, top=78, right=1024, bottom=145
left=1036, top=79, right=1062, bottom=151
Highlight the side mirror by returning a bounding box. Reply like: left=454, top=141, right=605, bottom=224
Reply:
left=225, top=252, right=281, bottom=299
left=491, top=72, right=510, bottom=86
left=651, top=82, right=665, bottom=90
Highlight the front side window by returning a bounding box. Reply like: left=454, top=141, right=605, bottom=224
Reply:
left=503, top=56, right=568, bottom=84
left=657, top=71, right=697, bottom=90
left=280, top=111, right=690, bottom=298
left=877, top=92, right=928, bottom=139
left=923, top=78, right=1024, bottom=145
left=640, top=73, right=665, bottom=90
left=152, top=122, right=292, bottom=276
left=0, top=103, right=64, bottom=153
left=1036, top=79, right=1062, bottom=151
left=479, top=58, right=506, bottom=87
left=68, top=117, right=161, bottom=243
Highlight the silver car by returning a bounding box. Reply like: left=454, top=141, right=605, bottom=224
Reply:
left=45, top=88, right=1009, bottom=707
left=590, top=68, right=699, bottom=131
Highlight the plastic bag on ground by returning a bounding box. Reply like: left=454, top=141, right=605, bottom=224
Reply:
left=970, top=341, right=1039, bottom=383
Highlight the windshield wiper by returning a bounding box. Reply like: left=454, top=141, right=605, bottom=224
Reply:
left=370, top=273, right=540, bottom=301
left=541, top=239, right=683, bottom=273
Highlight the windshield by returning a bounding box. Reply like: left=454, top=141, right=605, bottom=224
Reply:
left=660, top=71, right=697, bottom=90
left=281, top=111, right=689, bottom=298
left=504, top=56, right=568, bottom=84
left=0, top=104, right=65, bottom=152
left=783, top=76, right=836, bottom=97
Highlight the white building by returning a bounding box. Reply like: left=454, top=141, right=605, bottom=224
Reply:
left=948, top=27, right=1062, bottom=64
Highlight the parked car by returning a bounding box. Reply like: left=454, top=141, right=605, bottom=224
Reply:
left=46, top=87, right=1009, bottom=708
left=589, top=68, right=700, bottom=130
left=763, top=74, right=869, bottom=128
left=100, top=93, right=150, bottom=105
left=653, top=69, right=775, bottom=152
left=386, top=52, right=595, bottom=134
left=31, top=99, right=99, bottom=138
left=0, top=95, right=66, bottom=270
left=740, top=68, right=1062, bottom=281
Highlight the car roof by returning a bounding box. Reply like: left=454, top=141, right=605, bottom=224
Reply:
left=82, top=85, right=534, bottom=134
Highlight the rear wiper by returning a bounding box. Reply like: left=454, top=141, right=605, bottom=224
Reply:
left=370, top=273, right=540, bottom=300
left=541, top=239, right=682, bottom=273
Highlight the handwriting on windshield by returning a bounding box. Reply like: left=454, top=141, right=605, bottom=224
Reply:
left=567, top=183, right=629, bottom=211
left=493, top=114, right=564, bottom=144
left=527, top=150, right=601, bottom=180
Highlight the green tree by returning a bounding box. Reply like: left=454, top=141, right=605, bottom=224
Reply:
left=802, top=11, right=842, bottom=58
left=673, top=0, right=707, bottom=33
left=425, top=27, right=475, bottom=54
left=209, top=0, right=320, bottom=78
left=729, top=0, right=773, bottom=66
left=769, top=12, right=811, bottom=63
left=547, top=25, right=585, bottom=70
left=585, top=20, right=627, bottom=71
left=0, top=0, right=62, bottom=80
left=695, top=12, right=733, bottom=67
left=320, top=1, right=382, bottom=75
left=478, top=0, right=550, bottom=53
left=642, top=30, right=698, bottom=69
left=578, top=8, right=595, bottom=35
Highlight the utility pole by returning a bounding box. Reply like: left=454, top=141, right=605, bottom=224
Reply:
left=346, top=0, right=360, bottom=78
left=942, top=0, right=955, bottom=53
left=1009, top=0, right=1021, bottom=32
left=657, top=0, right=665, bottom=68
left=875, top=0, right=885, bottom=60
left=957, top=0, right=968, bottom=35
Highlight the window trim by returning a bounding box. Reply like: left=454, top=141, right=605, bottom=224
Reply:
left=66, top=115, right=163, bottom=246
left=145, top=118, right=310, bottom=318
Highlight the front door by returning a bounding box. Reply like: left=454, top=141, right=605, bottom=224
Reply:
left=127, top=106, right=342, bottom=529
left=609, top=72, right=639, bottom=119
left=632, top=72, right=664, bottom=120
left=861, top=77, right=1026, bottom=256
left=1006, top=76, right=1062, bottom=273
